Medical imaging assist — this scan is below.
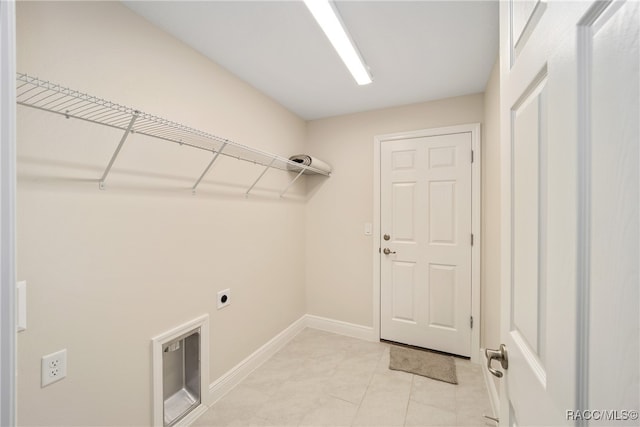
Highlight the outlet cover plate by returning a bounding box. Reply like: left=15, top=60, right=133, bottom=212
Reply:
left=217, top=289, right=231, bottom=309
left=41, top=349, right=67, bottom=387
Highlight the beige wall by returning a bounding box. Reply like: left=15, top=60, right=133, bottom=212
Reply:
left=305, top=95, right=485, bottom=327
left=481, top=58, right=501, bottom=390
left=16, top=2, right=308, bottom=425
left=16, top=2, right=503, bottom=425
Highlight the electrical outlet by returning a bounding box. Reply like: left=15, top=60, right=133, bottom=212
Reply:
left=41, top=349, right=67, bottom=387
left=217, top=289, right=231, bottom=309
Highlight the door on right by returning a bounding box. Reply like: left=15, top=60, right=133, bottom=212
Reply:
left=498, top=0, right=639, bottom=425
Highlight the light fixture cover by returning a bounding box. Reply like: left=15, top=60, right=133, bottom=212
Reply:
left=303, top=0, right=373, bottom=85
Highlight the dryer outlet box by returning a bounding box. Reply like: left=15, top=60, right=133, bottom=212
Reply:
left=217, top=289, right=231, bottom=309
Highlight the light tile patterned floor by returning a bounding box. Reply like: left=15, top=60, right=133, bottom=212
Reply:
left=193, top=328, right=494, bottom=427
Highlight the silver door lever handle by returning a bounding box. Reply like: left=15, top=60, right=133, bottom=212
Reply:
left=383, top=248, right=396, bottom=255
left=485, top=344, right=508, bottom=378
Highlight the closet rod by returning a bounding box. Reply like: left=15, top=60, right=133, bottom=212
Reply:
left=16, top=73, right=330, bottom=192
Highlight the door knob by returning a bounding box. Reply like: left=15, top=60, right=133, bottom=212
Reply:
left=383, top=248, right=396, bottom=255
left=485, top=344, right=508, bottom=378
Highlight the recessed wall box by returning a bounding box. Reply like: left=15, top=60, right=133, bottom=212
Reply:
left=162, top=331, right=200, bottom=426
left=152, top=315, right=209, bottom=427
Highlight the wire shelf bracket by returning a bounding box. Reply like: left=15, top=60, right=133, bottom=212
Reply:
left=192, top=142, right=228, bottom=194
left=279, top=168, right=305, bottom=198
left=15, top=73, right=330, bottom=196
left=245, top=158, right=276, bottom=198
left=99, top=112, right=138, bottom=190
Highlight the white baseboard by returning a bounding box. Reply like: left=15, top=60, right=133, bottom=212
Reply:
left=480, top=348, right=500, bottom=419
left=305, top=314, right=377, bottom=342
left=190, top=314, right=376, bottom=426
left=175, top=404, right=208, bottom=427
left=199, top=316, right=499, bottom=427
left=203, top=313, right=498, bottom=427
left=207, top=315, right=307, bottom=404
left=206, top=315, right=375, bottom=403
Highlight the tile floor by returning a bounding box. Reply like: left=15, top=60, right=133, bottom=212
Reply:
left=193, top=328, right=495, bottom=427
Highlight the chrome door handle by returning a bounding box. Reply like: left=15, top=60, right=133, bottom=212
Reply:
left=485, top=344, right=508, bottom=378
left=383, top=248, right=396, bottom=255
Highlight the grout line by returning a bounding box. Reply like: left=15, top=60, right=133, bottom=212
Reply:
left=402, top=375, right=414, bottom=427
left=208, top=332, right=486, bottom=427
left=350, top=348, right=385, bottom=426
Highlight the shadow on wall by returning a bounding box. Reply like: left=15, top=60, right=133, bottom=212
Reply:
left=16, top=106, right=330, bottom=203
left=16, top=155, right=333, bottom=203
left=305, top=173, right=329, bottom=201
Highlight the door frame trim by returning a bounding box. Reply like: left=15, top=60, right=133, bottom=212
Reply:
left=372, top=123, right=481, bottom=363
left=0, top=0, right=17, bottom=424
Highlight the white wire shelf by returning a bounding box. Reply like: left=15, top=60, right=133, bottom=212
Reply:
left=16, top=73, right=329, bottom=196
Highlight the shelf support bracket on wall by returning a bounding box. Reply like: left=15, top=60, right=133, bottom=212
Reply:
left=279, top=168, right=305, bottom=198
left=192, top=142, right=228, bottom=193
left=16, top=74, right=331, bottom=197
left=99, top=111, right=139, bottom=190
left=245, top=158, right=276, bottom=198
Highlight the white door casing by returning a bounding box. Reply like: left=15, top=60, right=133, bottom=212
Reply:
left=376, top=124, right=480, bottom=360
left=498, top=1, right=639, bottom=425
left=0, top=0, right=17, bottom=425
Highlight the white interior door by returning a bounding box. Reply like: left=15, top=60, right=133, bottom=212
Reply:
left=498, top=1, right=639, bottom=425
left=380, top=131, right=472, bottom=357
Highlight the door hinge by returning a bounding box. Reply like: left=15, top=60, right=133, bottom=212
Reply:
left=471, top=233, right=474, bottom=246
left=471, top=150, right=474, bottom=163
left=378, top=247, right=381, bottom=254
left=470, top=316, right=474, bottom=329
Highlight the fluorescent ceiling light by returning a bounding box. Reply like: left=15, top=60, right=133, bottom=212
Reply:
left=303, top=0, right=373, bottom=86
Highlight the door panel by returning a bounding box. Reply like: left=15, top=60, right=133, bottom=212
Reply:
left=511, top=0, right=538, bottom=40
left=511, top=74, right=547, bottom=361
left=381, top=132, right=472, bottom=357
left=587, top=1, right=639, bottom=422
left=392, top=262, right=416, bottom=323
left=501, top=2, right=584, bottom=423
left=499, top=0, right=639, bottom=425
left=392, top=150, right=416, bottom=170
left=511, top=0, right=547, bottom=60
left=428, top=264, right=456, bottom=329
left=429, top=181, right=456, bottom=244
left=429, top=146, right=456, bottom=168
left=392, top=183, right=416, bottom=242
